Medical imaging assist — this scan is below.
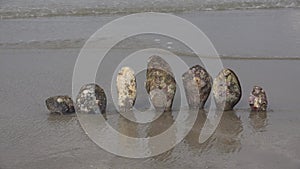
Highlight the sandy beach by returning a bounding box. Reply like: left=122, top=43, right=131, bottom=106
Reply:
left=0, top=7, right=300, bottom=169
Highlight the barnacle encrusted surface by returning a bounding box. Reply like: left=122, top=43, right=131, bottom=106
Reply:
left=45, top=95, right=75, bottom=115
left=116, top=67, right=137, bottom=111
left=75, top=83, right=107, bottom=114
left=182, top=65, right=212, bottom=109
left=249, top=86, right=268, bottom=112
left=145, top=55, right=176, bottom=112
left=212, top=68, right=241, bottom=111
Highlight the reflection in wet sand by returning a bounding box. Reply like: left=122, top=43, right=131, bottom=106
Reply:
left=117, top=110, right=148, bottom=158
left=47, top=114, right=76, bottom=123
left=116, top=109, right=244, bottom=156
left=147, top=111, right=175, bottom=161
left=186, top=110, right=243, bottom=154
left=116, top=108, right=244, bottom=159
left=212, top=110, right=243, bottom=153
left=116, top=109, right=203, bottom=158
left=117, top=110, right=176, bottom=159
left=118, top=110, right=138, bottom=138
left=185, top=109, right=208, bottom=152
left=147, top=111, right=175, bottom=137
left=249, top=111, right=268, bottom=132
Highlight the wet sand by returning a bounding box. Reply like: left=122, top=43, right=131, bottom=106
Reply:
left=1, top=49, right=300, bottom=169
left=1, top=9, right=300, bottom=169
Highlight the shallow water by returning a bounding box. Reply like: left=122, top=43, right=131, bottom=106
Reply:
left=1, top=8, right=300, bottom=169
left=1, top=9, right=300, bottom=57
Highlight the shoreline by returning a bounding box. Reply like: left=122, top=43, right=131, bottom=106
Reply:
left=1, top=5, right=299, bottom=20
left=0, top=7, right=300, bottom=169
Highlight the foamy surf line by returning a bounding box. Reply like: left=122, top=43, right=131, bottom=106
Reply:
left=174, top=52, right=300, bottom=60
left=0, top=1, right=299, bottom=19
left=1, top=39, right=299, bottom=60
left=0, top=39, right=86, bottom=49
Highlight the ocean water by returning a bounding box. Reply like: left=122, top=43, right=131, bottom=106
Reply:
left=0, top=1, right=300, bottom=169
left=0, top=0, right=299, bottom=19
left=0, top=6, right=300, bottom=57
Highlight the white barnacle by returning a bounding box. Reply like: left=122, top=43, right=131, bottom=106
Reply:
left=82, top=90, right=89, bottom=95
left=57, top=98, right=63, bottom=103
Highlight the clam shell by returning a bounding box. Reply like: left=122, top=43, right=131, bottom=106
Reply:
left=45, top=95, right=75, bottom=114
left=145, top=55, right=176, bottom=112
left=75, top=83, right=107, bottom=114
left=212, top=68, right=241, bottom=111
left=182, top=65, right=212, bottom=109
left=116, top=67, right=137, bottom=112
left=249, top=86, right=268, bottom=111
